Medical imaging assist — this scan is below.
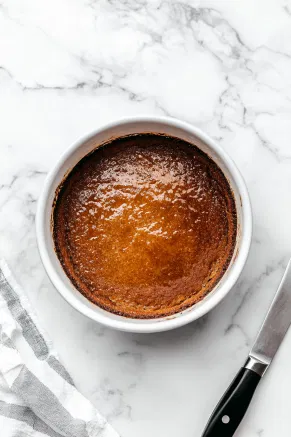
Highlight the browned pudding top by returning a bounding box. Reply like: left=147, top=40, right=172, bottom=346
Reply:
left=53, top=134, right=237, bottom=318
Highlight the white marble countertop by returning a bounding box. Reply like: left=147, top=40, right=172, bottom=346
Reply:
left=1, top=0, right=291, bottom=436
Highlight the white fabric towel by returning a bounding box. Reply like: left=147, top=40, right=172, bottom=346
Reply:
left=0, top=259, right=120, bottom=437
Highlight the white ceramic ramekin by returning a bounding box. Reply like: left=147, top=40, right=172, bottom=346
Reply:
left=36, top=116, right=252, bottom=333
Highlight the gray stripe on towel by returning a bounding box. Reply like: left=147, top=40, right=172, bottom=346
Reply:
left=0, top=400, right=63, bottom=437
left=0, top=332, right=15, bottom=349
left=0, top=268, right=74, bottom=386
left=12, top=368, right=104, bottom=437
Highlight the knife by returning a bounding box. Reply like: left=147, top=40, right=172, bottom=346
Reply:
left=202, top=258, right=291, bottom=437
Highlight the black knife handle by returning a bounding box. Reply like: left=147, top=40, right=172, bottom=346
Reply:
left=202, top=368, right=261, bottom=437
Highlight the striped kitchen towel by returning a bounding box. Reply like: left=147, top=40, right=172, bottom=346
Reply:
left=0, top=260, right=119, bottom=437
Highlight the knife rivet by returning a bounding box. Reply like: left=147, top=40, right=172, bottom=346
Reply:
left=222, top=415, right=230, bottom=424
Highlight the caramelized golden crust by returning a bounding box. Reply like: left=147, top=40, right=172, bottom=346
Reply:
left=53, top=134, right=237, bottom=318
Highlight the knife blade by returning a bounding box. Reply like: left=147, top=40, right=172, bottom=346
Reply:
left=202, top=258, right=291, bottom=437
left=248, top=258, right=291, bottom=371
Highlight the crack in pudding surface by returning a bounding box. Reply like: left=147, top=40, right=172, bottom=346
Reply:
left=53, top=134, right=237, bottom=318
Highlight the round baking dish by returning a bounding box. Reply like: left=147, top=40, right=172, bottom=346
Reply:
left=36, top=116, right=252, bottom=333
